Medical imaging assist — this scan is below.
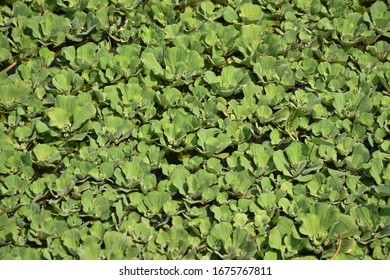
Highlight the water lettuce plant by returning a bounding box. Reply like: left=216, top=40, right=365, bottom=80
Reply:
left=0, top=0, right=389, bottom=260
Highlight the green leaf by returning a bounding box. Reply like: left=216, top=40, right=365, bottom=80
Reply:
left=0, top=48, right=11, bottom=63
left=364, top=1, right=390, bottom=33
left=369, top=157, right=384, bottom=185
left=103, top=231, right=133, bottom=260
left=78, top=236, right=101, bottom=260
left=52, top=73, right=72, bottom=93
left=186, top=169, right=217, bottom=199
left=47, top=107, right=71, bottom=130
left=233, top=212, right=248, bottom=228
left=14, top=126, right=33, bottom=141
left=0, top=81, right=31, bottom=110
left=285, top=142, right=308, bottom=166
left=231, top=228, right=257, bottom=259
left=225, top=170, right=254, bottom=194
left=89, top=221, right=105, bottom=240
left=329, top=215, right=359, bottom=239
left=143, top=191, right=171, bottom=214
left=142, top=51, right=164, bottom=74
left=0, top=213, right=8, bottom=229
left=32, top=144, right=61, bottom=163
left=239, top=3, right=263, bottom=24
left=81, top=190, right=94, bottom=213
left=264, top=251, right=279, bottom=260
left=257, top=192, right=276, bottom=210
left=311, top=203, right=340, bottom=231
left=197, top=128, right=232, bottom=155
left=211, top=205, right=232, bottom=222
left=273, top=150, right=292, bottom=176
left=62, top=228, right=80, bottom=256
left=13, top=2, right=34, bottom=17
left=207, top=222, right=233, bottom=249
left=223, top=6, right=238, bottom=23
left=256, top=105, right=273, bottom=123
left=269, top=227, right=282, bottom=250
left=206, top=158, right=223, bottom=174
left=94, top=196, right=110, bottom=220
left=299, top=213, right=321, bottom=238
left=336, top=13, right=362, bottom=36
left=372, top=186, right=390, bottom=197
left=119, top=162, right=147, bottom=182
left=72, top=105, right=95, bottom=131
left=164, top=47, right=204, bottom=83
left=3, top=174, right=28, bottom=195
left=204, top=66, right=244, bottom=97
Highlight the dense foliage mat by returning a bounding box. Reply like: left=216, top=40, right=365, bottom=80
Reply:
left=0, top=0, right=389, bottom=260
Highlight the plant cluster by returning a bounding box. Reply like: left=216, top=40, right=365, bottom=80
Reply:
left=0, top=0, right=389, bottom=260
